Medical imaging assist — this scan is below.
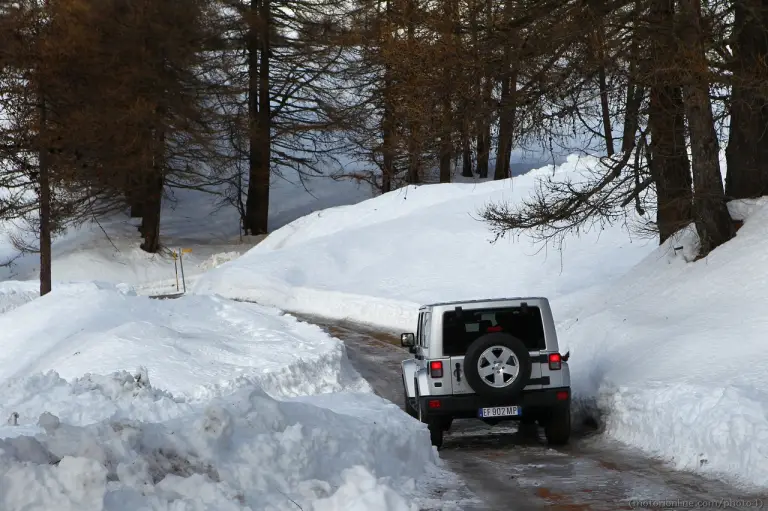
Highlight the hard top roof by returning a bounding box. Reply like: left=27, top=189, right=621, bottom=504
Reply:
left=419, top=297, right=547, bottom=309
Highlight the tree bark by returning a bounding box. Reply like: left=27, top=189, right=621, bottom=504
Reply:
left=404, top=0, right=420, bottom=185
left=461, top=127, right=473, bottom=177
left=596, top=31, right=614, bottom=156
left=139, top=173, right=163, bottom=253
left=140, top=116, right=165, bottom=253
left=39, top=100, right=52, bottom=296
left=678, top=0, right=734, bottom=255
left=646, top=0, right=692, bottom=244
left=725, top=0, right=768, bottom=199
left=244, top=0, right=271, bottom=234
left=494, top=68, right=518, bottom=180
left=439, top=96, right=452, bottom=183
left=438, top=0, right=457, bottom=184
left=476, top=75, right=492, bottom=179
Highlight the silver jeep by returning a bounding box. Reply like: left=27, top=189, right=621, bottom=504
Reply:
left=400, top=297, right=571, bottom=448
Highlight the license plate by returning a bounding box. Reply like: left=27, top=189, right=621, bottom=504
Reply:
left=478, top=406, right=520, bottom=418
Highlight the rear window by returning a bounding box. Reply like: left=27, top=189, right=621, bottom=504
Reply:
left=441, top=306, right=546, bottom=356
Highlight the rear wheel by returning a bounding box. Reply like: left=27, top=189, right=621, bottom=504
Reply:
left=519, top=413, right=539, bottom=436
left=403, top=386, right=417, bottom=418
left=428, top=423, right=444, bottom=448
left=416, top=380, right=444, bottom=449
left=544, top=406, right=571, bottom=445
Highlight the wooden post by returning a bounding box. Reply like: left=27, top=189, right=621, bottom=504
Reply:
left=179, top=249, right=186, bottom=293
left=172, top=251, right=179, bottom=291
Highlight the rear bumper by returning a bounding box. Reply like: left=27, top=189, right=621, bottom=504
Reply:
left=418, top=387, right=570, bottom=420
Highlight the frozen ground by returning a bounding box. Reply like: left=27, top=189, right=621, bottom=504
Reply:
left=0, top=284, right=474, bottom=510
left=194, top=155, right=768, bottom=489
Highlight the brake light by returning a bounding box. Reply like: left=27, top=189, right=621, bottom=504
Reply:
left=556, top=390, right=569, bottom=401
left=430, top=361, right=443, bottom=378
left=428, top=399, right=441, bottom=409
left=548, top=353, right=562, bottom=370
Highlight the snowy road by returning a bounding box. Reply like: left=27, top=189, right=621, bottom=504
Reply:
left=306, top=317, right=768, bottom=511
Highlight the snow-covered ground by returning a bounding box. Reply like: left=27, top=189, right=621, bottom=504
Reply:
left=193, top=155, right=654, bottom=332
left=0, top=172, right=373, bottom=294
left=194, top=155, right=768, bottom=490
left=0, top=284, right=471, bottom=510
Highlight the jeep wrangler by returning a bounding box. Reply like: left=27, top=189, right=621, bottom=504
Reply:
left=400, top=297, right=571, bottom=448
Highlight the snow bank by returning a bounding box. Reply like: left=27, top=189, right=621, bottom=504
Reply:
left=0, top=286, right=444, bottom=510
left=194, top=154, right=656, bottom=331
left=0, top=280, right=135, bottom=315
left=0, top=383, right=434, bottom=510
left=0, top=286, right=362, bottom=400
left=559, top=198, right=768, bottom=488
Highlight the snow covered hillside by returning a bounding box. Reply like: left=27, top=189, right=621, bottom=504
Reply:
left=0, top=285, right=467, bottom=510
left=0, top=172, right=373, bottom=291
left=194, top=154, right=656, bottom=331
left=195, top=155, right=768, bottom=489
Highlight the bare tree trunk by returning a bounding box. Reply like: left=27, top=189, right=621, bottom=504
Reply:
left=621, top=38, right=643, bottom=154
left=595, top=27, right=614, bottom=156
left=39, top=100, right=52, bottom=296
left=461, top=137, right=473, bottom=177
left=438, top=0, right=457, bottom=184
left=140, top=116, right=165, bottom=253
left=257, top=0, right=271, bottom=217
left=382, top=73, right=395, bottom=191
left=127, top=181, right=143, bottom=218
left=494, top=68, right=517, bottom=180
left=646, top=0, right=692, bottom=244
left=139, top=173, right=163, bottom=253
left=476, top=75, right=492, bottom=179
left=725, top=0, right=768, bottom=199
left=439, top=94, right=452, bottom=183
left=404, top=0, right=420, bottom=185
left=244, top=0, right=271, bottom=235
left=679, top=0, right=734, bottom=255
left=406, top=118, right=421, bottom=184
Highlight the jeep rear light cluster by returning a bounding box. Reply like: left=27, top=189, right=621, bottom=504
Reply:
left=548, top=353, right=562, bottom=370
left=430, top=361, right=443, bottom=378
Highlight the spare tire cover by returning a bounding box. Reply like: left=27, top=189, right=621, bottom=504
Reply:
left=463, top=332, right=531, bottom=401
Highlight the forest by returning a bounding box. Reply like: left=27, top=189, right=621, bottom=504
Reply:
left=1, top=0, right=767, bottom=293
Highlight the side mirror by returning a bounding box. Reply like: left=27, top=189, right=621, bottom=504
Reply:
left=400, top=333, right=415, bottom=347
left=562, top=351, right=570, bottom=362
left=409, top=345, right=417, bottom=354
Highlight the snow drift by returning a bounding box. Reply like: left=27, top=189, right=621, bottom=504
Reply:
left=0, top=286, right=449, bottom=510
left=195, top=155, right=768, bottom=489
left=560, top=198, right=768, bottom=488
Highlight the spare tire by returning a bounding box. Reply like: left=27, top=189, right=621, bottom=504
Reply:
left=463, top=333, right=531, bottom=401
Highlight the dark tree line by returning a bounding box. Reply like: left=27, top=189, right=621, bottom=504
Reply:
left=2, top=0, right=766, bottom=295
left=338, top=0, right=767, bottom=260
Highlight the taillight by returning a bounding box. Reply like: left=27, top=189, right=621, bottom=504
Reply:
left=430, top=361, right=443, bottom=378
left=548, top=353, right=562, bottom=370
left=556, top=390, right=569, bottom=401
left=428, top=399, right=441, bottom=409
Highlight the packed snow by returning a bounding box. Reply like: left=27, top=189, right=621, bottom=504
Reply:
left=0, top=284, right=472, bottom=510
left=195, top=155, right=768, bottom=489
